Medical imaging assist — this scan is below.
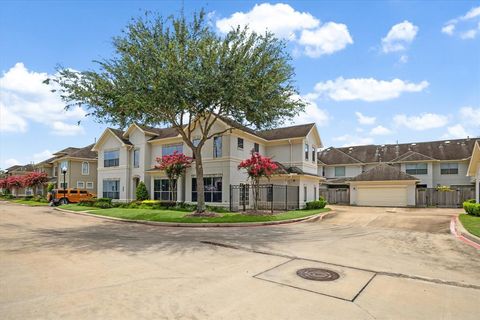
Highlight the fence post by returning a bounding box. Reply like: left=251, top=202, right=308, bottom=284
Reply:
left=229, top=185, right=232, bottom=212
left=285, top=186, right=288, bottom=211
left=242, top=184, right=246, bottom=212
left=271, top=184, right=274, bottom=213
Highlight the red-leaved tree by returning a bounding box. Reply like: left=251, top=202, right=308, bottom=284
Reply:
left=155, top=151, right=192, bottom=202
left=0, top=178, right=7, bottom=193
left=238, top=152, right=278, bottom=211
left=23, top=172, right=49, bottom=195
left=6, top=175, right=24, bottom=195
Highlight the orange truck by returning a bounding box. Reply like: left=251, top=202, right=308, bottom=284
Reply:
left=48, top=189, right=95, bottom=205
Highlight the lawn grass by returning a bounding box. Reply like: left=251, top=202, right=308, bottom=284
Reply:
left=84, top=207, right=330, bottom=223
left=59, top=204, right=98, bottom=211
left=459, top=214, right=480, bottom=238
left=11, top=199, right=49, bottom=206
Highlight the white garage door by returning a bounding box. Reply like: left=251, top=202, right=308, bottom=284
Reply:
left=356, top=186, right=407, bottom=207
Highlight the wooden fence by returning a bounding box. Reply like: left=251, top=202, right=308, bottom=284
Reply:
left=319, top=188, right=350, bottom=204
left=415, top=188, right=475, bottom=208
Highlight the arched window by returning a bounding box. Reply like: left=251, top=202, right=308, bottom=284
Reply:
left=82, top=162, right=89, bottom=175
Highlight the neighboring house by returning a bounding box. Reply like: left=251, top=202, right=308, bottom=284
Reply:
left=3, top=164, right=35, bottom=196
left=92, top=118, right=324, bottom=207
left=49, top=144, right=98, bottom=194
left=467, top=140, right=480, bottom=203
left=318, top=138, right=478, bottom=207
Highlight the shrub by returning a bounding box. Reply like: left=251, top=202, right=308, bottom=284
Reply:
left=96, top=198, right=112, bottom=204
left=305, top=197, right=327, bottom=210
left=136, top=182, right=149, bottom=201
left=141, top=200, right=160, bottom=205
left=463, top=201, right=480, bottom=216
left=466, top=199, right=476, bottom=204
left=78, top=199, right=96, bottom=207
left=23, top=196, right=34, bottom=200
left=93, top=201, right=113, bottom=209
left=206, top=205, right=229, bottom=213
left=92, top=198, right=113, bottom=209
left=47, top=183, right=55, bottom=192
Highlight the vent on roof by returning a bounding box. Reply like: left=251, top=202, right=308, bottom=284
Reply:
left=445, top=141, right=450, bottom=144
left=411, top=143, right=416, bottom=146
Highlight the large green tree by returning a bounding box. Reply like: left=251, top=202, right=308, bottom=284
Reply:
left=50, top=10, right=304, bottom=213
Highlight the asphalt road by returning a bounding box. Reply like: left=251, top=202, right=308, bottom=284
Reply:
left=1, top=202, right=479, bottom=319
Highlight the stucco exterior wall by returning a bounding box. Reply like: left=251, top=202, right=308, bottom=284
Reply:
left=432, top=161, right=472, bottom=186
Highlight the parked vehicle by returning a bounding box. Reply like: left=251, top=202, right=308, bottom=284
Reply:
left=47, top=189, right=95, bottom=205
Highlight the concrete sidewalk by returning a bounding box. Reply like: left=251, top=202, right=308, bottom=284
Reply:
left=1, top=202, right=479, bottom=319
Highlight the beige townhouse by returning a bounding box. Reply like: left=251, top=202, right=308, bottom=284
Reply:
left=92, top=117, right=324, bottom=209
left=318, top=138, right=478, bottom=207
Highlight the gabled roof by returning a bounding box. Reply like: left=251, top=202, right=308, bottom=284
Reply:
left=319, top=138, right=479, bottom=165
left=350, top=163, right=418, bottom=182
left=67, top=144, right=97, bottom=159
left=148, top=127, right=182, bottom=141
left=258, top=123, right=315, bottom=140
left=317, top=148, right=364, bottom=165
left=391, top=151, right=436, bottom=163
left=109, top=128, right=133, bottom=145
left=53, top=147, right=80, bottom=156
left=467, top=141, right=480, bottom=177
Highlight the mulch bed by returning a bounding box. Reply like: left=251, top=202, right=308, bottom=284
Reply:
left=184, top=211, right=220, bottom=218
left=239, top=210, right=284, bottom=216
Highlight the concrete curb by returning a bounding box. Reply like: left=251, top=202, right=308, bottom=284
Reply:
left=450, top=215, right=480, bottom=249
left=54, top=207, right=334, bottom=228
left=455, top=214, right=480, bottom=246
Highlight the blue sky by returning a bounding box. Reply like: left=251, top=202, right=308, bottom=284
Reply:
left=1, top=1, right=479, bottom=169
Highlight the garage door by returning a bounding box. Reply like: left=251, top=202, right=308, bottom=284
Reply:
left=356, top=186, right=407, bottom=207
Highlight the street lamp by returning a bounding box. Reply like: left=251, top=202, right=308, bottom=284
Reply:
left=62, top=166, right=67, bottom=204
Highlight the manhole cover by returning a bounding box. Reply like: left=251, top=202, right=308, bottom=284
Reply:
left=296, top=268, right=340, bottom=281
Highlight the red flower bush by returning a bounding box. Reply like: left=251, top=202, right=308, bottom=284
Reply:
left=0, top=178, right=7, bottom=189
left=238, top=152, right=278, bottom=211
left=22, top=172, right=48, bottom=188
left=155, top=151, right=192, bottom=201
left=6, top=175, right=24, bottom=188
left=238, top=152, right=278, bottom=178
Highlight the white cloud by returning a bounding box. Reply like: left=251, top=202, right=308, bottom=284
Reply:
left=0, top=105, right=27, bottom=132
left=442, top=124, right=471, bottom=139
left=312, top=77, right=429, bottom=102
left=442, top=6, right=480, bottom=39
left=441, top=24, right=455, bottom=35
left=51, top=121, right=85, bottom=136
left=333, top=134, right=374, bottom=147
left=216, top=3, right=353, bottom=57
left=393, top=113, right=448, bottom=130
left=399, top=55, right=409, bottom=63
left=370, top=125, right=392, bottom=135
left=459, top=106, right=480, bottom=126
left=4, top=158, right=21, bottom=168
left=0, top=63, right=86, bottom=134
left=216, top=3, right=319, bottom=39
left=290, top=96, right=329, bottom=127
left=298, top=22, right=353, bottom=57
left=381, top=21, right=418, bottom=53
left=32, top=150, right=54, bottom=163
left=355, top=112, right=376, bottom=125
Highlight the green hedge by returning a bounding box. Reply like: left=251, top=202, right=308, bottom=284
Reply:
left=463, top=201, right=480, bottom=216
left=305, top=197, right=327, bottom=210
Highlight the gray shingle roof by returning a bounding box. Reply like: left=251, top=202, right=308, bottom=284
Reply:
left=257, top=123, right=315, bottom=140
left=68, top=144, right=97, bottom=159
left=319, top=138, right=479, bottom=165
left=350, top=163, right=418, bottom=182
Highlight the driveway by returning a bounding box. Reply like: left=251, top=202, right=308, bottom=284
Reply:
left=1, top=202, right=479, bottom=319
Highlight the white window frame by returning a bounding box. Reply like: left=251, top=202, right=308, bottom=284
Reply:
left=77, top=181, right=85, bottom=189
left=86, top=182, right=94, bottom=189
left=305, top=143, right=309, bottom=161
left=213, top=136, right=222, bottom=158
left=133, top=149, right=140, bottom=168
left=81, top=161, right=89, bottom=175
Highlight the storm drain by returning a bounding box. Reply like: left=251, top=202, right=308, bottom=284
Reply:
left=296, top=268, right=340, bottom=281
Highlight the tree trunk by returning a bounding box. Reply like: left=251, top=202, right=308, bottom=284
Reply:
left=194, top=150, right=206, bottom=213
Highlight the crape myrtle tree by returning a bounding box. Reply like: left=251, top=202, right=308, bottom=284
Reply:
left=49, top=10, right=305, bottom=213
left=238, top=152, right=278, bottom=211
left=155, top=151, right=192, bottom=202
left=22, top=172, right=49, bottom=195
